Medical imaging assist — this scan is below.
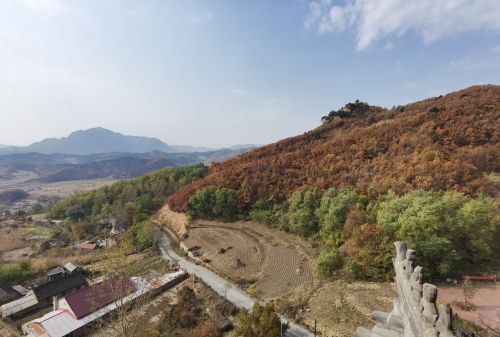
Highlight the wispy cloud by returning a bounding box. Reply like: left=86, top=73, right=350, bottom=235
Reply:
left=188, top=11, right=214, bottom=24
left=304, top=0, right=500, bottom=50
left=230, top=88, right=254, bottom=96
left=21, top=0, right=64, bottom=19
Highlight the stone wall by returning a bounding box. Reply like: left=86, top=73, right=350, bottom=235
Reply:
left=355, top=241, right=456, bottom=337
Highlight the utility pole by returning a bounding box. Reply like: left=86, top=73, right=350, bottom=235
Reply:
left=280, top=311, right=288, bottom=337
left=314, top=319, right=317, bottom=337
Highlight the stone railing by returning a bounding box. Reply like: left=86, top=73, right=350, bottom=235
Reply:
left=355, top=241, right=456, bottom=337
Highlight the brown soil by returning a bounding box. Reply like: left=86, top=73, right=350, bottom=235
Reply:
left=156, top=205, right=188, bottom=239
left=302, top=281, right=395, bottom=337
left=438, top=284, right=500, bottom=332
left=184, top=220, right=317, bottom=300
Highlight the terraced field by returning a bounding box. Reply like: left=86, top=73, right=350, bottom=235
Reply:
left=184, top=221, right=316, bottom=300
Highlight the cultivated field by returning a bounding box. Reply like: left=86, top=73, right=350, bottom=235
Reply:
left=0, top=173, right=118, bottom=197
left=0, top=216, right=56, bottom=261
left=184, top=220, right=317, bottom=300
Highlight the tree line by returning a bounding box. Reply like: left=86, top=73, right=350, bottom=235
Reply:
left=188, top=185, right=499, bottom=281
left=47, top=164, right=208, bottom=247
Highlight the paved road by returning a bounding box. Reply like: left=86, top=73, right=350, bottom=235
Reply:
left=156, top=229, right=314, bottom=337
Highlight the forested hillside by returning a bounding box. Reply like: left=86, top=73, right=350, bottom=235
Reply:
left=168, top=85, right=499, bottom=212
left=47, top=164, right=208, bottom=245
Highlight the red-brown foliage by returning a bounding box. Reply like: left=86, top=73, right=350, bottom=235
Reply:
left=168, top=85, right=500, bottom=212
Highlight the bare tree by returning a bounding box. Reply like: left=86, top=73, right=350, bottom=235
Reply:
left=88, top=244, right=169, bottom=337
left=462, top=279, right=477, bottom=306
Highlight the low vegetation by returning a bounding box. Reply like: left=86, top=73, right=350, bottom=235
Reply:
left=235, top=303, right=287, bottom=337
left=0, top=261, right=33, bottom=284
left=156, top=286, right=228, bottom=337
left=188, top=186, right=238, bottom=220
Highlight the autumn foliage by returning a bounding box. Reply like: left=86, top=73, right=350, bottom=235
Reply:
left=168, top=85, right=499, bottom=212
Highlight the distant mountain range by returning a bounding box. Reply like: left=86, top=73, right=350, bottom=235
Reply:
left=0, top=127, right=257, bottom=155
left=0, top=127, right=259, bottom=184
left=0, top=149, right=253, bottom=183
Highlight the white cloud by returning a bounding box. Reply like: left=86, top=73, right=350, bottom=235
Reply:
left=21, top=0, right=64, bottom=18
left=188, top=11, right=214, bottom=24
left=230, top=88, right=253, bottom=96
left=305, top=0, right=500, bottom=50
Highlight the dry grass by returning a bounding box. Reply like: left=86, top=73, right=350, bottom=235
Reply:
left=156, top=205, right=188, bottom=238
left=301, top=280, right=394, bottom=337
left=29, top=248, right=105, bottom=274
left=0, top=226, right=30, bottom=253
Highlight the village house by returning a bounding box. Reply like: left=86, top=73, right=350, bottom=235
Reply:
left=0, top=285, right=28, bottom=306
left=22, top=270, right=188, bottom=337
left=1, top=272, right=87, bottom=318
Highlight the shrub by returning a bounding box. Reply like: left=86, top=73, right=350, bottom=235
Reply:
left=130, top=220, right=155, bottom=250
left=235, top=303, right=286, bottom=337
left=377, top=190, right=499, bottom=279
left=0, top=261, right=34, bottom=285
left=188, top=186, right=238, bottom=220
left=316, top=248, right=343, bottom=277
left=249, top=198, right=279, bottom=226
left=280, top=187, right=320, bottom=237
left=343, top=258, right=364, bottom=280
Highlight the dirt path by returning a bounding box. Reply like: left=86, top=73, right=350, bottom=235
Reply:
left=438, top=284, right=500, bottom=331
left=156, top=229, right=314, bottom=337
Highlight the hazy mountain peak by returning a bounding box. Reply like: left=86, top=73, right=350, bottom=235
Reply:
left=21, top=127, right=172, bottom=155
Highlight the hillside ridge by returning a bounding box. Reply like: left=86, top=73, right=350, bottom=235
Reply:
left=168, top=85, right=500, bottom=212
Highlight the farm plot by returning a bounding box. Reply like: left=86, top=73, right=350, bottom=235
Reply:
left=0, top=221, right=56, bottom=260
left=301, top=281, right=394, bottom=337
left=184, top=221, right=316, bottom=300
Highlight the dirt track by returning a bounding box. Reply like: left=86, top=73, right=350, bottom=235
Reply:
left=184, top=221, right=316, bottom=300
left=438, top=283, right=500, bottom=332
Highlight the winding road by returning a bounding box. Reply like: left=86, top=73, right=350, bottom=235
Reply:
left=156, top=229, right=314, bottom=337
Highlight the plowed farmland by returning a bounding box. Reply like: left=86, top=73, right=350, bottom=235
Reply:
left=184, top=221, right=317, bottom=300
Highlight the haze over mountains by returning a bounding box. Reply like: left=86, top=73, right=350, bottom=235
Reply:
left=0, top=127, right=238, bottom=155
left=0, top=128, right=258, bottom=184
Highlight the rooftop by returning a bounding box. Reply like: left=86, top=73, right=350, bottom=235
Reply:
left=64, top=276, right=135, bottom=319
left=32, top=272, right=87, bottom=301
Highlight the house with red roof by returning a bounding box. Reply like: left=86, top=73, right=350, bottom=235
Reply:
left=22, top=270, right=188, bottom=337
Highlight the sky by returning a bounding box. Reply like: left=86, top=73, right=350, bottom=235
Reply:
left=0, top=0, right=499, bottom=148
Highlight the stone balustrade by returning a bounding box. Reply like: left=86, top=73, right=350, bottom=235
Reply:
left=355, top=241, right=457, bottom=337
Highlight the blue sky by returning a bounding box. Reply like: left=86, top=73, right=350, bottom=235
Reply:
left=0, top=0, right=499, bottom=147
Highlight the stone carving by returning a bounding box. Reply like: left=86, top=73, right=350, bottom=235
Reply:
left=403, top=249, right=417, bottom=280
left=355, top=241, right=459, bottom=337
left=436, top=304, right=455, bottom=337
left=395, top=241, right=408, bottom=262
left=410, top=266, right=423, bottom=303
left=420, top=283, right=439, bottom=326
